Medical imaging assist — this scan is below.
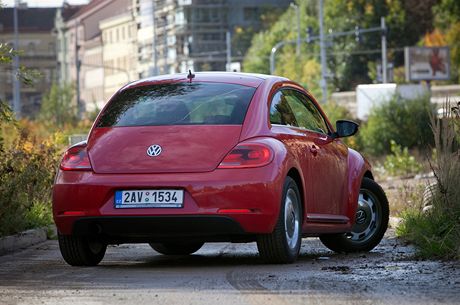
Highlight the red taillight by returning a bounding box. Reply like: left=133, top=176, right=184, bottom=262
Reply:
left=218, top=143, right=273, bottom=169
left=60, top=145, right=92, bottom=171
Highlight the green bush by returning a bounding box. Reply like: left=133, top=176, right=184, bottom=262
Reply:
left=383, top=140, right=422, bottom=177
left=0, top=104, right=59, bottom=236
left=360, top=94, right=435, bottom=156
left=0, top=27, right=60, bottom=236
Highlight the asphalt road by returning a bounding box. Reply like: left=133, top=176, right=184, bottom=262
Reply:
left=0, top=230, right=458, bottom=305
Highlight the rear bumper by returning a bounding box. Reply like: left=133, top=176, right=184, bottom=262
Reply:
left=53, top=165, right=285, bottom=237
left=72, top=216, right=251, bottom=243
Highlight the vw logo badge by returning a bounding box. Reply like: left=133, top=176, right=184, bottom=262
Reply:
left=147, top=144, right=162, bottom=157
left=355, top=210, right=367, bottom=224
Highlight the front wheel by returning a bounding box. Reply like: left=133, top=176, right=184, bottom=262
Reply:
left=257, top=177, right=302, bottom=264
left=149, top=242, right=204, bottom=255
left=58, top=234, right=107, bottom=266
left=320, top=177, right=389, bottom=253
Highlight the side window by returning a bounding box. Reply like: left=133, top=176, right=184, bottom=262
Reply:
left=295, top=92, right=329, bottom=134
left=269, top=91, right=297, bottom=126
left=284, top=89, right=329, bottom=134
left=282, top=90, right=316, bottom=130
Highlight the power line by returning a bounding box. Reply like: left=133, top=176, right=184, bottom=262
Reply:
left=247, top=47, right=405, bottom=61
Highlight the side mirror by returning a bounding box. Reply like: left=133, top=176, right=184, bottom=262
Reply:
left=334, top=120, right=359, bottom=138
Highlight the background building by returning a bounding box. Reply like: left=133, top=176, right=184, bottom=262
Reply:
left=0, top=6, right=58, bottom=117
left=135, top=0, right=291, bottom=76
left=100, top=12, right=137, bottom=100
left=55, top=0, right=133, bottom=113
left=52, top=0, right=291, bottom=113
left=0, top=0, right=291, bottom=116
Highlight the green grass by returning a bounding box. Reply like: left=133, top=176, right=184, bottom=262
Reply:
left=397, top=208, right=459, bottom=259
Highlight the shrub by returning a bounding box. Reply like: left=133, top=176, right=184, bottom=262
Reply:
left=383, top=140, right=422, bottom=177
left=397, top=101, right=460, bottom=259
left=360, top=94, right=435, bottom=156
left=0, top=105, right=59, bottom=236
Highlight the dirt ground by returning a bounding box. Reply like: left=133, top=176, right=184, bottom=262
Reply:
left=0, top=229, right=458, bottom=305
left=379, top=174, right=434, bottom=216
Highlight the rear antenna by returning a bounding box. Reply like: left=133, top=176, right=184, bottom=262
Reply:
left=187, top=70, right=195, bottom=83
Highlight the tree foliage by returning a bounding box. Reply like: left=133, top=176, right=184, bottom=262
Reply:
left=232, top=7, right=286, bottom=60
left=39, top=83, right=77, bottom=127
left=433, top=0, right=460, bottom=83
left=243, top=0, right=452, bottom=92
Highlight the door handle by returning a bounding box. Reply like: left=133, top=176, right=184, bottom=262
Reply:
left=309, top=145, right=318, bottom=156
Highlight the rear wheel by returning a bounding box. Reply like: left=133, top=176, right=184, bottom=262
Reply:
left=320, top=177, right=389, bottom=253
left=58, top=233, right=107, bottom=266
left=149, top=242, right=204, bottom=255
left=257, top=177, right=302, bottom=264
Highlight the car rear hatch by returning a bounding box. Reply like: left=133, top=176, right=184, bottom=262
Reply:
left=87, top=81, right=257, bottom=174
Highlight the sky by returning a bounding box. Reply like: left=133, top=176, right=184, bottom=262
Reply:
left=2, top=0, right=89, bottom=7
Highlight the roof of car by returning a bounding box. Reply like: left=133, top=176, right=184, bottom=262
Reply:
left=121, top=72, right=288, bottom=91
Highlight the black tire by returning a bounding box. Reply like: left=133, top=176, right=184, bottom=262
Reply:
left=58, top=233, right=107, bottom=266
left=149, top=242, right=204, bottom=255
left=257, top=177, right=302, bottom=264
left=319, top=177, right=389, bottom=253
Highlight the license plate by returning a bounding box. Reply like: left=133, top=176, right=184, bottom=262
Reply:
left=115, top=189, right=184, bottom=208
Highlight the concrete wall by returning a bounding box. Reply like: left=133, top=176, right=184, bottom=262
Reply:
left=331, top=85, right=460, bottom=119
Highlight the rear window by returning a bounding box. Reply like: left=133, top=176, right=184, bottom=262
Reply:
left=96, top=82, right=257, bottom=127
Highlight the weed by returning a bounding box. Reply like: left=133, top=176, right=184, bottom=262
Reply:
left=383, top=140, right=422, bottom=177
left=398, top=100, right=460, bottom=260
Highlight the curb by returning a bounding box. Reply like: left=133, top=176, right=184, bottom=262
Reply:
left=0, top=225, right=56, bottom=256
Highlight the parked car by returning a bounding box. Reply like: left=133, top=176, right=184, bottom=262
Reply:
left=53, top=72, right=389, bottom=266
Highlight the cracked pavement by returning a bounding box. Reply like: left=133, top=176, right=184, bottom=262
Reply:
left=0, top=230, right=459, bottom=305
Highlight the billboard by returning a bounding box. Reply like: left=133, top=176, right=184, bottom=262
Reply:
left=405, top=46, right=450, bottom=81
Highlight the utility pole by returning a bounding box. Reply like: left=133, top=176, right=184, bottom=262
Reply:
left=319, top=0, right=327, bottom=103
left=152, top=1, right=158, bottom=76
left=381, top=17, right=387, bottom=83
left=163, top=16, right=168, bottom=74
left=12, top=0, right=21, bottom=118
left=75, top=21, right=82, bottom=119
left=226, top=31, right=231, bottom=71
left=290, top=3, right=301, bottom=57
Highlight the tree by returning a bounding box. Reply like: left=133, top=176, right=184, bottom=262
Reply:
left=0, top=44, right=17, bottom=120
left=39, top=83, right=77, bottom=127
left=243, top=1, right=320, bottom=81
left=243, top=0, right=443, bottom=92
left=433, top=0, right=460, bottom=82
left=0, top=42, right=40, bottom=118
left=232, top=7, right=286, bottom=61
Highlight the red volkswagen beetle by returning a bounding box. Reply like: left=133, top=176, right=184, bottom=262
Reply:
left=53, top=72, right=389, bottom=266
